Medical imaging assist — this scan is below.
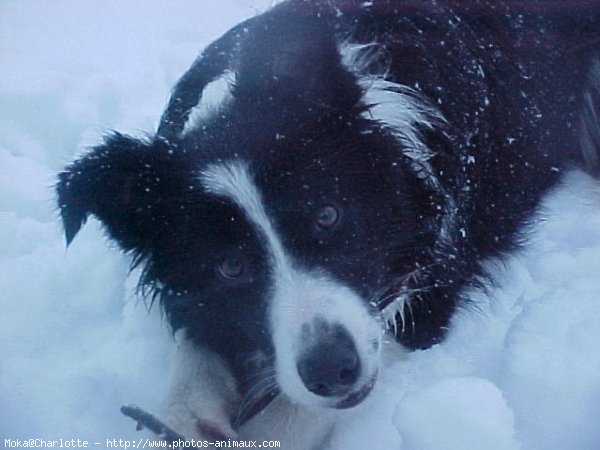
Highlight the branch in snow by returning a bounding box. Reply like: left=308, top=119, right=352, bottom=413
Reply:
left=120, top=404, right=201, bottom=449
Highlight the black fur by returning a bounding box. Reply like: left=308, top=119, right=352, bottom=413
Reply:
left=57, top=0, right=600, bottom=423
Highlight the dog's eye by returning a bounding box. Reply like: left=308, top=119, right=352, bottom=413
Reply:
left=217, top=257, right=245, bottom=280
left=315, top=205, right=339, bottom=230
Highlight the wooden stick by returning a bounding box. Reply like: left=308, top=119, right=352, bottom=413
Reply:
left=120, top=404, right=201, bottom=449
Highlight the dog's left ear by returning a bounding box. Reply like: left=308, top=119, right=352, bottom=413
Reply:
left=235, top=8, right=361, bottom=110
left=57, top=134, right=189, bottom=253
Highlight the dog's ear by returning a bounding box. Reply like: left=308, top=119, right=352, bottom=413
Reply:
left=57, top=134, right=188, bottom=252
left=235, top=9, right=361, bottom=110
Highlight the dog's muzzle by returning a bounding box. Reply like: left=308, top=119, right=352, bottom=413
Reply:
left=296, top=318, right=374, bottom=406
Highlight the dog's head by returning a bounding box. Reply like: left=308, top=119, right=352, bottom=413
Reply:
left=57, top=3, right=442, bottom=419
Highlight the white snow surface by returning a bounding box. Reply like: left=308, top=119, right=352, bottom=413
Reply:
left=2, top=2, right=600, bottom=449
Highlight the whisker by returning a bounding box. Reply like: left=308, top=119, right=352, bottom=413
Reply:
left=368, top=262, right=450, bottom=336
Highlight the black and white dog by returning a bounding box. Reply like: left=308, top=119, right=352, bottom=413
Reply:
left=57, top=1, right=600, bottom=448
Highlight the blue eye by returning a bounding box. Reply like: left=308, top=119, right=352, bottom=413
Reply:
left=217, top=257, right=245, bottom=279
left=316, top=205, right=339, bottom=230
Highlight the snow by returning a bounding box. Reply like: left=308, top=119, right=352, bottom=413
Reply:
left=2, top=2, right=600, bottom=449
left=393, top=378, right=518, bottom=449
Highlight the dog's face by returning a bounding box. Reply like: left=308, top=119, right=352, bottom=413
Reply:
left=175, top=124, right=427, bottom=411
left=57, top=8, right=438, bottom=416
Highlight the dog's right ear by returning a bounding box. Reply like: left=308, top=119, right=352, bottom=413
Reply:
left=57, top=133, right=188, bottom=253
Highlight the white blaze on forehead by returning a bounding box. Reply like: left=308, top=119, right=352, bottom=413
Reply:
left=200, top=160, right=291, bottom=276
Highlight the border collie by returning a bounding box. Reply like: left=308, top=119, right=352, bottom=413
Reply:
left=57, top=1, right=600, bottom=448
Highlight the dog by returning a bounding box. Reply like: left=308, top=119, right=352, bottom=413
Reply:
left=57, top=1, right=600, bottom=448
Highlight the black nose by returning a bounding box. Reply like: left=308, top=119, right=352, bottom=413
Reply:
left=296, top=321, right=361, bottom=397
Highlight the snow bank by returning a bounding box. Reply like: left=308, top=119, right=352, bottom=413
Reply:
left=2, top=2, right=600, bottom=449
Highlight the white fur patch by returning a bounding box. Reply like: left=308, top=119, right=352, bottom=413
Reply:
left=200, top=161, right=383, bottom=407
left=339, top=42, right=445, bottom=163
left=181, top=70, right=236, bottom=136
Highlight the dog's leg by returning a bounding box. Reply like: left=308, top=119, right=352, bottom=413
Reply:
left=160, top=330, right=240, bottom=441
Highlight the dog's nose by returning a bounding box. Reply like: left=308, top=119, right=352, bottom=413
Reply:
left=296, top=321, right=361, bottom=397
